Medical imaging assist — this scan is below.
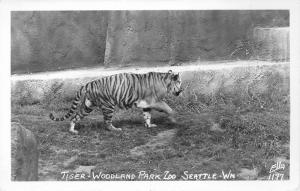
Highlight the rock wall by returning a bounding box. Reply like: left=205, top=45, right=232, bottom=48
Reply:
left=11, top=123, right=39, bottom=181
left=11, top=10, right=289, bottom=74
left=104, top=10, right=253, bottom=66
left=11, top=11, right=108, bottom=73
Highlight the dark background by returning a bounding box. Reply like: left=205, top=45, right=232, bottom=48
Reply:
left=11, top=10, right=289, bottom=74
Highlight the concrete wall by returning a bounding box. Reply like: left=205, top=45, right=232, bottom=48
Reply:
left=253, top=27, right=289, bottom=61
left=11, top=10, right=289, bottom=74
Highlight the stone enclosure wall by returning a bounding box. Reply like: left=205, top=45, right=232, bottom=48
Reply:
left=11, top=10, right=289, bottom=74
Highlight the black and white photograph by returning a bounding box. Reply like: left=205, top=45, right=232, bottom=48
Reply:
left=1, top=0, right=300, bottom=190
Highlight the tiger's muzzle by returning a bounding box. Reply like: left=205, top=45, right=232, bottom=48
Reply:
left=174, top=88, right=184, bottom=96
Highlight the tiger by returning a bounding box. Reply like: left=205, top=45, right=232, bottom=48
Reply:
left=49, top=70, right=183, bottom=134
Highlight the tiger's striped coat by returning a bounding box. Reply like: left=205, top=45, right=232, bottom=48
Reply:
left=50, top=70, right=183, bottom=134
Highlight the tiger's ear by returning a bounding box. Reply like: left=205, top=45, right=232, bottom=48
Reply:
left=168, top=70, right=173, bottom=74
left=172, top=73, right=179, bottom=81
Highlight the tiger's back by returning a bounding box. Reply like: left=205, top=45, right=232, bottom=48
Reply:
left=86, top=72, right=169, bottom=108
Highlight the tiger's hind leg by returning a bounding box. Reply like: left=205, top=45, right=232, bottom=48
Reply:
left=143, top=108, right=157, bottom=128
left=101, top=106, right=122, bottom=131
left=69, top=98, right=94, bottom=134
left=69, top=116, right=80, bottom=134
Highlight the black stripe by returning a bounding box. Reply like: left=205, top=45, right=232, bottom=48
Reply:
left=71, top=105, right=77, bottom=110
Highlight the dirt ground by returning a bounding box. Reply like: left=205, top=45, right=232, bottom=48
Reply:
left=11, top=104, right=289, bottom=181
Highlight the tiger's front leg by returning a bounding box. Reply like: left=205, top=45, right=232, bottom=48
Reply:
left=150, top=101, right=177, bottom=123
left=135, top=100, right=176, bottom=125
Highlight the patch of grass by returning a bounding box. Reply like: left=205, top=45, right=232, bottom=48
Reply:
left=11, top=64, right=290, bottom=180
left=12, top=107, right=289, bottom=180
left=12, top=104, right=47, bottom=116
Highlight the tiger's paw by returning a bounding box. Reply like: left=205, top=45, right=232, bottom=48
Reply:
left=69, top=129, right=79, bottom=134
left=107, top=125, right=122, bottom=132
left=145, top=123, right=157, bottom=128
left=168, top=117, right=177, bottom=123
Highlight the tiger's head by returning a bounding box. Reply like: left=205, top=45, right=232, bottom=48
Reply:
left=167, top=70, right=183, bottom=96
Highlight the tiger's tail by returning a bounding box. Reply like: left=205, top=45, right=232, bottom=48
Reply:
left=49, top=86, right=84, bottom=121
